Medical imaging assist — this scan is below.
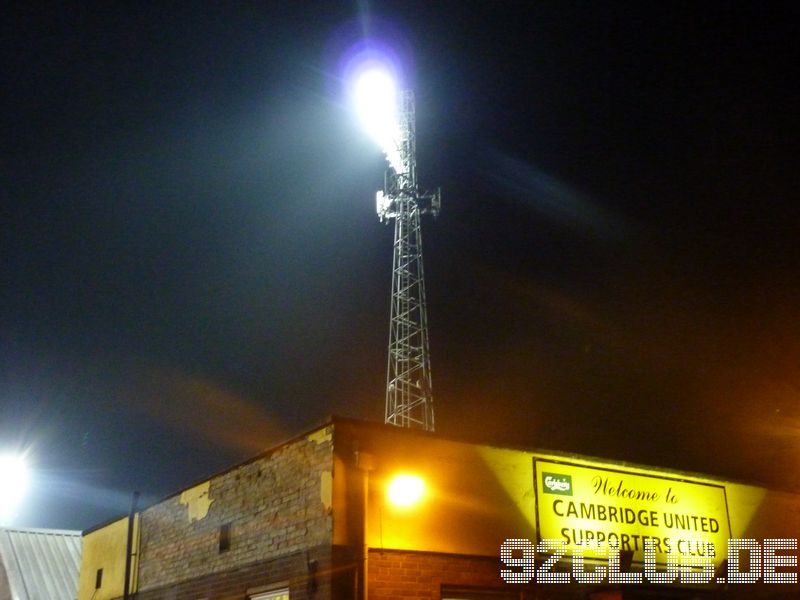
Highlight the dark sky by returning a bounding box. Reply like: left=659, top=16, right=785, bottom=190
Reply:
left=2, top=2, right=799, bottom=530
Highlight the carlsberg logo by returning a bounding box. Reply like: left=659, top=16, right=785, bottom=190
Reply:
left=543, top=473, right=572, bottom=496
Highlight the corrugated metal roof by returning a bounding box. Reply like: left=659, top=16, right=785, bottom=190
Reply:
left=0, top=527, right=81, bottom=600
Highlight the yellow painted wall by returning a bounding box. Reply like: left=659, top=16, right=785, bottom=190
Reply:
left=333, top=420, right=800, bottom=563
left=335, top=421, right=538, bottom=556
left=366, top=435, right=538, bottom=556
left=78, top=516, right=139, bottom=600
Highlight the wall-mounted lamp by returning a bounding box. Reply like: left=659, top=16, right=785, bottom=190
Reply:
left=386, top=474, right=425, bottom=509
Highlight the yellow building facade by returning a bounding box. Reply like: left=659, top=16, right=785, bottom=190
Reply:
left=79, top=418, right=800, bottom=599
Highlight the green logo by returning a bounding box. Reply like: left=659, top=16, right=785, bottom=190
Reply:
left=542, top=472, right=572, bottom=495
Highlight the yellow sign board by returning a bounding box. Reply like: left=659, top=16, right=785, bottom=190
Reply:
left=533, top=458, right=731, bottom=565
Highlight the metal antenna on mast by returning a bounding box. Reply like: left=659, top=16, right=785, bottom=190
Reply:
left=376, top=90, right=440, bottom=431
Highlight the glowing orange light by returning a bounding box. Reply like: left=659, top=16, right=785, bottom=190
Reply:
left=386, top=474, right=425, bottom=508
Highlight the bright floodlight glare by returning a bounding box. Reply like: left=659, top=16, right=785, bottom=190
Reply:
left=353, top=67, right=401, bottom=169
left=0, top=454, right=30, bottom=525
left=386, top=473, right=425, bottom=508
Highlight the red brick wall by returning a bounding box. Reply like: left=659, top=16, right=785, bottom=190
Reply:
left=367, top=549, right=511, bottom=599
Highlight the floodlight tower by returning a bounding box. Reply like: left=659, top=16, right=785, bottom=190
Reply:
left=375, top=89, right=441, bottom=431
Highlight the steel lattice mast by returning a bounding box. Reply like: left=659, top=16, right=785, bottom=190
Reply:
left=376, top=90, right=440, bottom=431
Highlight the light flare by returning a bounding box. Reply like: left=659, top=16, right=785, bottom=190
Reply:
left=351, top=66, right=402, bottom=171
left=0, top=453, right=30, bottom=525
left=386, top=473, right=425, bottom=508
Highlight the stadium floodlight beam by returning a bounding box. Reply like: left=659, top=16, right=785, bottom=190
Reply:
left=353, top=64, right=441, bottom=432
left=0, top=453, right=30, bottom=525
left=353, top=68, right=402, bottom=172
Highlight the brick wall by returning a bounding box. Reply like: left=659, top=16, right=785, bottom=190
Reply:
left=135, top=546, right=331, bottom=600
left=137, top=428, right=334, bottom=595
left=367, top=549, right=511, bottom=599
left=367, top=549, right=742, bottom=600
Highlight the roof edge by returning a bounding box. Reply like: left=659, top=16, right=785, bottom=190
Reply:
left=0, top=526, right=81, bottom=536
left=84, top=415, right=338, bottom=535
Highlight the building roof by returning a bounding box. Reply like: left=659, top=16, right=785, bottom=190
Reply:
left=85, top=415, right=794, bottom=536
left=0, top=526, right=82, bottom=600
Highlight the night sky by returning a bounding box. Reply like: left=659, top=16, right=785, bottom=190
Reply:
left=2, top=2, right=799, bottom=530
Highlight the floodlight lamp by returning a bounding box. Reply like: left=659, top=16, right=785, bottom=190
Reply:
left=386, top=473, right=425, bottom=508
left=376, top=190, right=389, bottom=219
left=0, top=454, right=30, bottom=525
left=353, top=67, right=401, bottom=163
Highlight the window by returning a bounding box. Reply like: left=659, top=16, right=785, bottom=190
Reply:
left=219, top=523, right=231, bottom=553
left=249, top=589, right=289, bottom=600
left=95, top=568, right=103, bottom=589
